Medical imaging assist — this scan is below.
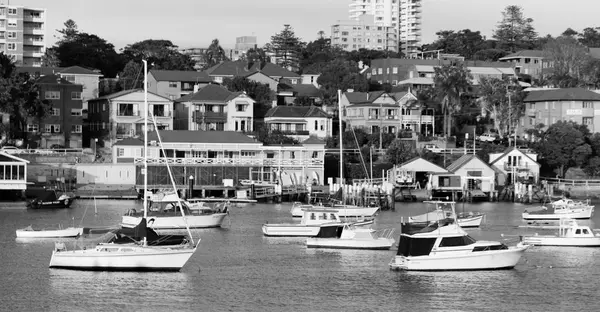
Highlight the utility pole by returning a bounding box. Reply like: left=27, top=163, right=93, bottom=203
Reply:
left=379, top=100, right=383, bottom=151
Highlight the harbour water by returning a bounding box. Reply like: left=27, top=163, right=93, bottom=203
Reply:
left=1, top=199, right=599, bottom=311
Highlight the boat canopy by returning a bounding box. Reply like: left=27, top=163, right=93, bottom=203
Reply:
left=401, top=218, right=455, bottom=235
left=397, top=236, right=436, bottom=257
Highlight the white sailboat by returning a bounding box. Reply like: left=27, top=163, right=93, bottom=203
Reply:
left=49, top=60, right=198, bottom=271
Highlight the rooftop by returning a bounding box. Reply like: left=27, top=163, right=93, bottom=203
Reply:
left=205, top=60, right=300, bottom=78
left=499, top=50, right=545, bottom=60
left=149, top=70, right=211, bottom=83
left=264, top=106, right=329, bottom=118
left=175, top=84, right=246, bottom=102
left=147, top=130, right=258, bottom=144
left=524, top=88, right=600, bottom=102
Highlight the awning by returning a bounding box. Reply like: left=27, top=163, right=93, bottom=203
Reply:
left=265, top=119, right=307, bottom=123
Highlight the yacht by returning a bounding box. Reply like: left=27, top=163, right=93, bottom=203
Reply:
left=290, top=201, right=380, bottom=219
left=306, top=224, right=395, bottom=250
left=389, top=219, right=528, bottom=271
left=262, top=207, right=372, bottom=237
left=522, top=198, right=594, bottom=220
left=409, top=201, right=484, bottom=228
left=522, top=218, right=600, bottom=247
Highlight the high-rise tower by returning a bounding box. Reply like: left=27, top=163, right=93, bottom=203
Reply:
left=0, top=3, right=46, bottom=66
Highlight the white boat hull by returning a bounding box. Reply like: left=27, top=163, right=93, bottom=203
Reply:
left=306, top=237, right=395, bottom=250
left=458, top=215, right=484, bottom=228
left=522, top=209, right=593, bottom=220
left=291, top=206, right=379, bottom=218
left=121, top=213, right=228, bottom=229
left=16, top=227, right=83, bottom=238
left=262, top=224, right=324, bottom=237
left=522, top=235, right=600, bottom=247
left=49, top=244, right=196, bottom=271
left=389, top=245, right=528, bottom=271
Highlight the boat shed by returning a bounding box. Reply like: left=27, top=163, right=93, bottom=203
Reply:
left=389, top=157, right=448, bottom=188
left=446, top=154, right=495, bottom=193
left=0, top=152, right=29, bottom=197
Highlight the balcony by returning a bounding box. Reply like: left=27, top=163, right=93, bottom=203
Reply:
left=23, top=51, right=43, bottom=58
left=23, top=14, right=44, bottom=22
left=24, top=38, right=44, bottom=46
left=402, top=115, right=434, bottom=124
left=23, top=27, right=44, bottom=35
left=193, top=111, right=227, bottom=123
left=504, top=162, right=531, bottom=171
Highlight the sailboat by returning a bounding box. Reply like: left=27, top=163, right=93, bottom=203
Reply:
left=49, top=60, right=198, bottom=271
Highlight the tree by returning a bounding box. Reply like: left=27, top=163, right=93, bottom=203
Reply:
left=203, top=39, right=229, bottom=69
left=433, top=64, right=472, bottom=137
left=222, top=77, right=274, bottom=118
left=543, top=36, right=590, bottom=87
left=533, top=121, right=591, bottom=177
left=121, top=39, right=195, bottom=70
left=55, top=19, right=79, bottom=43
left=493, top=5, right=537, bottom=52
left=41, top=48, right=60, bottom=67
left=118, top=60, right=144, bottom=90
left=317, top=30, right=326, bottom=39
left=578, top=27, right=600, bottom=47
left=561, top=28, right=579, bottom=37
left=268, top=24, right=306, bottom=71
left=473, top=49, right=509, bottom=61
left=425, top=29, right=486, bottom=59
left=0, top=53, right=51, bottom=141
left=255, top=126, right=299, bottom=145
left=478, top=77, right=523, bottom=135
left=317, top=59, right=369, bottom=106
left=55, top=32, right=124, bottom=77
left=386, top=139, right=417, bottom=165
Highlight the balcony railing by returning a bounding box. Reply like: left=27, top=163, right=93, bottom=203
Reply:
left=193, top=111, right=227, bottom=123
left=504, top=162, right=531, bottom=171
left=117, top=111, right=172, bottom=117
left=277, top=130, right=310, bottom=135
left=134, top=157, right=324, bottom=167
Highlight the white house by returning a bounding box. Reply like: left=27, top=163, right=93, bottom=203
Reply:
left=389, top=157, right=448, bottom=187
left=489, top=147, right=540, bottom=185
left=0, top=152, right=28, bottom=192
left=263, top=106, right=332, bottom=140
left=447, top=154, right=496, bottom=193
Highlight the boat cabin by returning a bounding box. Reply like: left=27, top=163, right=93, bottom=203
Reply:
left=557, top=219, right=598, bottom=238
left=300, top=208, right=342, bottom=225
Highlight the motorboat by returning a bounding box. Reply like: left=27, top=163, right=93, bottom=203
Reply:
left=521, top=218, right=600, bottom=247
left=121, top=192, right=229, bottom=229
left=290, top=201, right=380, bottom=219
left=262, top=207, right=373, bottom=237
left=390, top=204, right=528, bottom=271
left=306, top=224, right=395, bottom=250
left=27, top=190, right=74, bottom=209
left=16, top=225, right=83, bottom=238
left=522, top=198, right=594, bottom=220
left=408, top=201, right=484, bottom=228
left=49, top=60, right=198, bottom=272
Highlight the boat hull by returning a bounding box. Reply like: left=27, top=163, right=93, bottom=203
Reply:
left=522, top=209, right=593, bottom=220
left=262, top=224, right=323, bottom=237
left=16, top=227, right=83, bottom=238
left=306, top=237, right=394, bottom=250
left=28, top=198, right=74, bottom=209
left=49, top=245, right=196, bottom=271
left=291, top=206, right=379, bottom=218
left=458, top=215, right=484, bottom=228
left=409, top=212, right=484, bottom=228
left=121, top=213, right=228, bottom=229
left=389, top=245, right=528, bottom=271
left=521, top=235, right=600, bottom=247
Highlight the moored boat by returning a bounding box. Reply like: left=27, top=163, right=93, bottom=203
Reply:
left=27, top=190, right=74, bottom=209
left=263, top=207, right=347, bottom=237
left=408, top=201, right=484, bottom=228
left=522, top=198, right=594, bottom=220
left=16, top=225, right=83, bottom=238
left=290, top=201, right=380, bottom=219
left=521, top=218, right=600, bottom=247
left=306, top=224, right=395, bottom=250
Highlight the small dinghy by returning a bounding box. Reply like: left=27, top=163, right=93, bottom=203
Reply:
left=16, top=225, right=83, bottom=238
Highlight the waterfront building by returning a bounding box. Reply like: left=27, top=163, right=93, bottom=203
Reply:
left=173, top=84, right=254, bottom=132
left=31, top=75, right=83, bottom=148
left=348, top=0, right=422, bottom=53
left=489, top=147, right=540, bottom=185
left=111, top=130, right=326, bottom=188
left=87, top=89, right=174, bottom=148
left=0, top=4, right=45, bottom=66
left=0, top=152, right=28, bottom=198
left=331, top=14, right=398, bottom=52
left=264, top=106, right=332, bottom=140
left=446, top=154, right=496, bottom=194
left=205, top=60, right=301, bottom=86
left=388, top=157, right=448, bottom=186
left=521, top=88, right=600, bottom=134
left=147, top=70, right=212, bottom=100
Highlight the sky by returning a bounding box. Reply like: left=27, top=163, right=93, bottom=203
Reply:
left=10, top=0, right=600, bottom=51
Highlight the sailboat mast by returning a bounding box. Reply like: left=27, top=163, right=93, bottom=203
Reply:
left=143, top=60, right=148, bottom=221
left=338, top=89, right=344, bottom=203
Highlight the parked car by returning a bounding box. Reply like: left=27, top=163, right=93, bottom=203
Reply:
left=423, top=144, right=442, bottom=153
left=1, top=146, right=20, bottom=154
left=477, top=133, right=498, bottom=142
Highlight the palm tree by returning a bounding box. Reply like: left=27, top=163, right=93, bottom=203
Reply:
left=433, top=65, right=472, bottom=137
left=203, top=39, right=229, bottom=69
left=317, top=30, right=326, bottom=39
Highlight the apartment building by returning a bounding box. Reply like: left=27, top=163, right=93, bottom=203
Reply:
left=331, top=14, right=398, bottom=52
left=348, top=0, right=422, bottom=53
left=0, top=4, right=45, bottom=66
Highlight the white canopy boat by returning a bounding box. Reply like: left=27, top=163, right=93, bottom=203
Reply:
left=263, top=207, right=372, bottom=237
left=49, top=60, right=198, bottom=272
left=121, top=192, right=229, bottom=229
left=522, top=198, right=594, bottom=220
left=408, top=201, right=484, bottom=228
left=306, top=224, right=395, bottom=250
left=290, top=201, right=380, bottom=219
left=521, top=218, right=600, bottom=247
left=390, top=203, right=528, bottom=271
left=16, top=225, right=83, bottom=238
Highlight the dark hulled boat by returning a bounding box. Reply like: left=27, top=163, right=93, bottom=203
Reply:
left=27, top=189, right=74, bottom=209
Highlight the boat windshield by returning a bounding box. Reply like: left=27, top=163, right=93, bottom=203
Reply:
left=439, top=235, right=476, bottom=247
left=397, top=236, right=436, bottom=257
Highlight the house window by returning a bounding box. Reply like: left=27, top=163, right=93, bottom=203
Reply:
left=7, top=19, right=16, bottom=27
left=241, top=151, right=255, bottom=157
left=51, top=108, right=60, bottom=116
left=378, top=68, right=382, bottom=75
left=168, top=81, right=177, bottom=88
left=8, top=8, right=16, bottom=15
left=45, top=91, right=60, bottom=99
left=529, top=118, right=534, bottom=125
left=7, top=32, right=16, bottom=39
left=7, top=43, right=16, bottom=50
left=371, top=69, right=376, bottom=75
left=117, top=148, right=125, bottom=157
left=545, top=102, right=548, bottom=109
left=314, top=120, right=318, bottom=131
left=45, top=124, right=61, bottom=133
left=71, top=125, right=82, bottom=133
left=236, top=104, right=246, bottom=112
left=71, top=92, right=82, bottom=100
left=27, top=124, right=38, bottom=132
left=118, top=103, right=136, bottom=116
left=583, top=102, right=593, bottom=108
left=71, top=108, right=82, bottom=116
left=552, top=102, right=556, bottom=109
left=392, top=67, right=398, bottom=74
left=214, top=77, right=223, bottom=83
left=290, top=151, right=295, bottom=159
left=62, top=75, right=76, bottom=82
left=312, top=151, right=318, bottom=158
left=583, top=117, right=593, bottom=125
